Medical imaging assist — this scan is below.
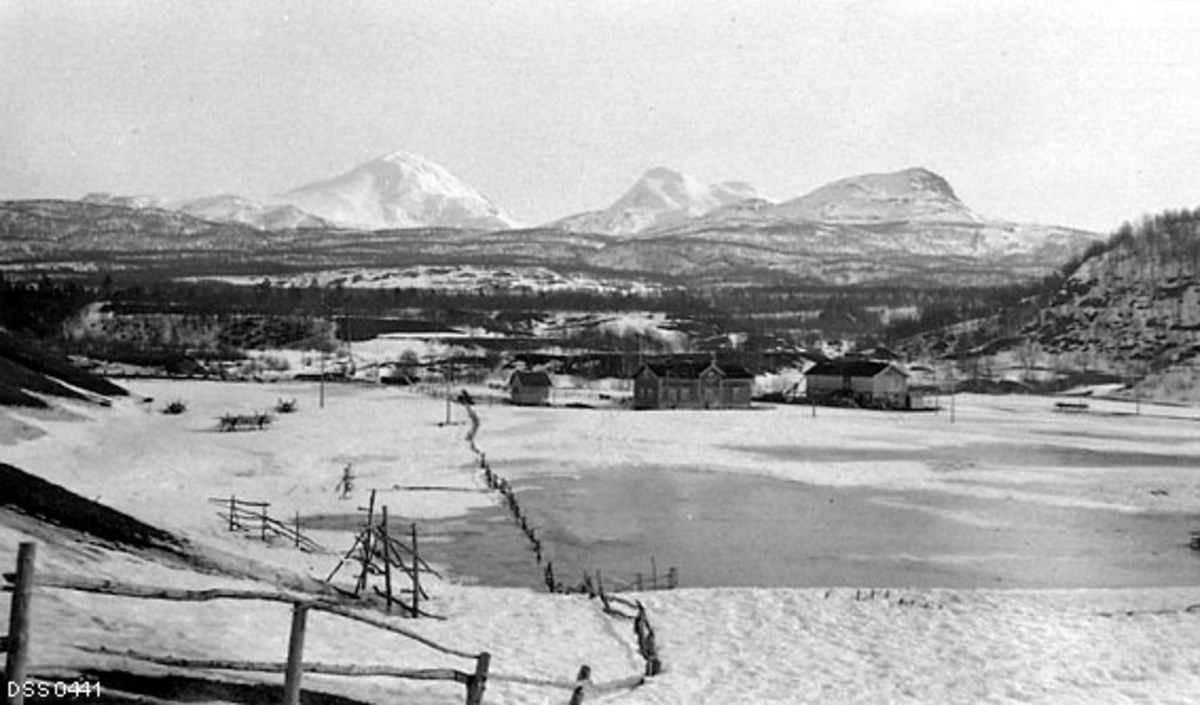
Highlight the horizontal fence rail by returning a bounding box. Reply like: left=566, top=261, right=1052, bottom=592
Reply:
left=207, top=496, right=323, bottom=552
left=14, top=574, right=475, bottom=659
left=2, top=557, right=491, bottom=704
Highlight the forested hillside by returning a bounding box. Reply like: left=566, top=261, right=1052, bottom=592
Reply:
left=1030, top=209, right=1200, bottom=383
left=891, top=207, right=1200, bottom=399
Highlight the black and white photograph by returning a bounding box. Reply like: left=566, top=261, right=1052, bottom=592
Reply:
left=4, top=1, right=1200, bottom=702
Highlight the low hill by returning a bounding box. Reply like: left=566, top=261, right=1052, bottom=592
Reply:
left=0, top=328, right=127, bottom=407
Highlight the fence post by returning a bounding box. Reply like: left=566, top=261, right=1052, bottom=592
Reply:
left=568, top=664, right=592, bottom=705
left=465, top=652, right=490, bottom=705
left=382, top=507, right=393, bottom=613
left=294, top=511, right=301, bottom=548
left=635, top=602, right=662, bottom=677
left=283, top=603, right=308, bottom=705
left=259, top=505, right=268, bottom=542
left=668, top=566, right=678, bottom=589
left=229, top=495, right=236, bottom=531
left=5, top=542, right=36, bottom=705
left=411, top=522, right=421, bottom=618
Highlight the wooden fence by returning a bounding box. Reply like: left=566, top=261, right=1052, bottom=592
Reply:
left=454, top=394, right=669, bottom=680
left=2, top=542, right=490, bottom=705
left=467, top=407, right=679, bottom=597
left=208, top=496, right=322, bottom=553
left=3, top=541, right=654, bottom=704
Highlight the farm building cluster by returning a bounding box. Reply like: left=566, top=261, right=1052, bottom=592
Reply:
left=504, top=356, right=929, bottom=411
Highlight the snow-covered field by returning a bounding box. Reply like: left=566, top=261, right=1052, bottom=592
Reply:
left=5, top=382, right=1200, bottom=703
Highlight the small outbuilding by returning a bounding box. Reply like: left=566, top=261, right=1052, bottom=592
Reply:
left=508, top=370, right=553, bottom=406
left=805, top=359, right=910, bottom=408
left=633, top=359, right=754, bottom=410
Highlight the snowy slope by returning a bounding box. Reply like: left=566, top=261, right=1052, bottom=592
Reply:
left=177, top=194, right=331, bottom=229
left=552, top=168, right=762, bottom=236
left=772, top=167, right=983, bottom=223
left=83, top=192, right=331, bottom=230
left=5, top=386, right=1200, bottom=703
left=277, top=151, right=519, bottom=231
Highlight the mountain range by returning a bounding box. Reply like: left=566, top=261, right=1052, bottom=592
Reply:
left=1, top=151, right=1104, bottom=287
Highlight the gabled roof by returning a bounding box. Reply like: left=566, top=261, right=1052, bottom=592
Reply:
left=712, top=362, right=754, bottom=380
left=509, top=370, right=553, bottom=388
left=637, top=359, right=755, bottom=380
left=805, top=359, right=908, bottom=378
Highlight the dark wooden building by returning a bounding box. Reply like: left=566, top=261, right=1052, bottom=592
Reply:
left=633, top=359, right=754, bottom=410
left=508, top=370, right=553, bottom=406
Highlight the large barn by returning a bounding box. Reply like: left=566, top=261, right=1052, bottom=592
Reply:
left=633, top=359, right=754, bottom=410
left=804, top=359, right=910, bottom=408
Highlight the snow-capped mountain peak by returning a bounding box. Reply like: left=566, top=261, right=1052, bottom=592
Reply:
left=551, top=167, right=762, bottom=236
left=276, top=151, right=519, bottom=231
left=772, top=167, right=982, bottom=223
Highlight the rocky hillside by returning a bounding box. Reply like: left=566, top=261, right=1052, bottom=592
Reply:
left=889, top=208, right=1200, bottom=399
left=1024, top=210, right=1200, bottom=378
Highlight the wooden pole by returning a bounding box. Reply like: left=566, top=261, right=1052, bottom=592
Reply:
left=464, top=652, right=490, bottom=705
left=260, top=505, right=268, bottom=542
left=324, top=532, right=364, bottom=583
left=294, top=511, right=301, bottom=548
left=569, top=664, right=592, bottom=705
left=282, top=603, right=308, bottom=705
left=5, top=543, right=36, bottom=705
left=357, top=490, right=376, bottom=595
left=411, top=522, right=421, bottom=618
left=382, top=507, right=393, bottom=613
left=229, top=495, right=236, bottom=531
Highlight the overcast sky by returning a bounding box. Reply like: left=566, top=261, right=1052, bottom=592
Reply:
left=2, top=0, right=1198, bottom=232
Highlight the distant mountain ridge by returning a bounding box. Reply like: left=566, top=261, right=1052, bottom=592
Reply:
left=3, top=162, right=1103, bottom=287
left=552, top=167, right=762, bottom=236
left=571, top=166, right=1102, bottom=285
left=83, top=193, right=332, bottom=230
left=81, top=150, right=519, bottom=232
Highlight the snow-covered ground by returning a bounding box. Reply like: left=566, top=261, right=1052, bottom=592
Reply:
left=5, top=382, right=1200, bottom=703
